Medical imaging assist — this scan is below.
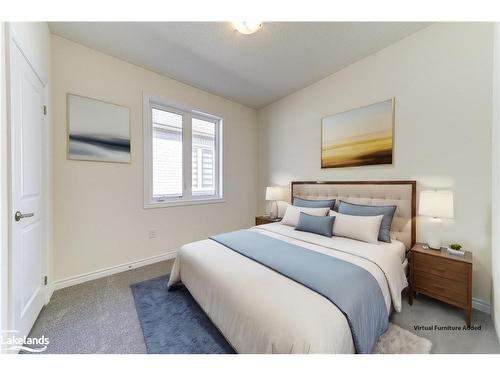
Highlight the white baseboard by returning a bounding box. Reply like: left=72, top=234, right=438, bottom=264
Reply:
left=51, top=250, right=177, bottom=292
left=472, top=298, right=491, bottom=315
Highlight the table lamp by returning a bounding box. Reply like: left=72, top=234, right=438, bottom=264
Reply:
left=265, top=186, right=285, bottom=219
left=419, top=190, right=454, bottom=249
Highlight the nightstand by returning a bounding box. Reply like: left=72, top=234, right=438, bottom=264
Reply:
left=409, top=243, right=473, bottom=326
left=255, top=215, right=281, bottom=226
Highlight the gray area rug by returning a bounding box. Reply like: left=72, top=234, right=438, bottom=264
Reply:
left=131, top=274, right=431, bottom=354
left=130, top=275, right=235, bottom=354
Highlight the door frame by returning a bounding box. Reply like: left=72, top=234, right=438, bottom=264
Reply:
left=0, top=22, right=9, bottom=347
left=0, top=23, right=50, bottom=346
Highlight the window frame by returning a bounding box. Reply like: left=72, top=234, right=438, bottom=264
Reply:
left=143, top=94, right=224, bottom=208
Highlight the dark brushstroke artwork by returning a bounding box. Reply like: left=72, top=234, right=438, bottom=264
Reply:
left=69, top=134, right=130, bottom=160
left=67, top=94, right=130, bottom=163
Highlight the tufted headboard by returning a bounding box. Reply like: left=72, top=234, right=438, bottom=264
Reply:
left=291, top=181, right=416, bottom=249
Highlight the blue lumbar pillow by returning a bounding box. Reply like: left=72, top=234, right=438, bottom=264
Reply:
left=293, top=197, right=336, bottom=210
left=295, top=212, right=336, bottom=237
left=337, top=201, right=396, bottom=243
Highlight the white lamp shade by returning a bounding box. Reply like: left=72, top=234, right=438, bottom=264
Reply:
left=419, top=190, right=454, bottom=219
left=265, top=186, right=285, bottom=201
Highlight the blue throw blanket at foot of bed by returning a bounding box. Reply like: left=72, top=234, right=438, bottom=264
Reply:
left=210, top=230, right=388, bottom=354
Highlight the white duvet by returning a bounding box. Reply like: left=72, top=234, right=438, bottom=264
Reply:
left=168, top=223, right=408, bottom=354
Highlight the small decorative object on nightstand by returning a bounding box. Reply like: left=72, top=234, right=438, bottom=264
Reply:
left=255, top=215, right=282, bottom=226
left=409, top=243, right=473, bottom=326
left=447, top=243, right=465, bottom=257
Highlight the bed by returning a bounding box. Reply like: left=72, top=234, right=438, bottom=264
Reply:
left=168, top=181, right=416, bottom=354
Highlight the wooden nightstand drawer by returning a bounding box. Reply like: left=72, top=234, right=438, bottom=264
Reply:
left=413, top=251, right=468, bottom=282
left=412, top=271, right=467, bottom=306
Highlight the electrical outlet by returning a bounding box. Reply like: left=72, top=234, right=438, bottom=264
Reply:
left=149, top=229, right=157, bottom=239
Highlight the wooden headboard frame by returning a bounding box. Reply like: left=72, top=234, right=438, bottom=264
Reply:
left=291, top=180, right=417, bottom=248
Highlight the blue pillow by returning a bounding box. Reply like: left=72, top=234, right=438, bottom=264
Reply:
left=293, top=197, right=336, bottom=210
left=337, top=201, right=396, bottom=243
left=295, top=212, right=335, bottom=237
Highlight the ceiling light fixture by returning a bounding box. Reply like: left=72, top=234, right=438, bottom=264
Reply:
left=232, top=21, right=263, bottom=35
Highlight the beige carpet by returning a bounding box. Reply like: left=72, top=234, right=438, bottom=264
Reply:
left=374, top=323, right=432, bottom=354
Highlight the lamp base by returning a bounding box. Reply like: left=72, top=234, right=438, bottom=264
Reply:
left=269, top=201, right=278, bottom=220
left=426, top=218, right=442, bottom=250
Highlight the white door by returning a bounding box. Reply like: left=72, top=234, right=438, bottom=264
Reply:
left=9, top=40, right=46, bottom=339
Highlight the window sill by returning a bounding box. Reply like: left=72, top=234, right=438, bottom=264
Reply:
left=144, top=197, right=225, bottom=209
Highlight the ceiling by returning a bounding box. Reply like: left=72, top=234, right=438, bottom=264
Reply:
left=49, top=22, right=431, bottom=108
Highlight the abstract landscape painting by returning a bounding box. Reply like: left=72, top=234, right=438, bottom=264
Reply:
left=321, top=99, right=394, bottom=168
left=67, top=94, right=130, bottom=163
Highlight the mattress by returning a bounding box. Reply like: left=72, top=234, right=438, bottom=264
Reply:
left=168, top=223, right=408, bottom=354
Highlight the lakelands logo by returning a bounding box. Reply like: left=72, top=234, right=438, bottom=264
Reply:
left=414, top=324, right=482, bottom=331
left=1, top=330, right=49, bottom=353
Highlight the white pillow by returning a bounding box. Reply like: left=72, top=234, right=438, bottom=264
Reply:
left=281, top=205, right=330, bottom=227
left=329, top=211, right=383, bottom=244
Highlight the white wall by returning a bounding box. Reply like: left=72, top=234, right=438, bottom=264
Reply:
left=51, top=35, right=258, bottom=282
left=492, top=22, right=500, bottom=339
left=258, top=23, right=494, bottom=304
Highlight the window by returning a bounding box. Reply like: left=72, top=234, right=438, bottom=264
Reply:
left=144, top=96, right=223, bottom=207
left=152, top=108, right=183, bottom=197
left=192, top=118, right=216, bottom=196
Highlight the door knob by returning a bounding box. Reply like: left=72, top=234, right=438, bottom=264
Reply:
left=14, top=211, right=34, bottom=222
